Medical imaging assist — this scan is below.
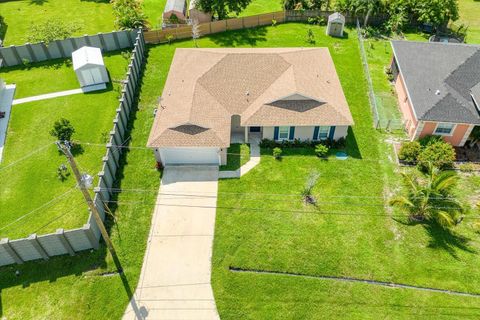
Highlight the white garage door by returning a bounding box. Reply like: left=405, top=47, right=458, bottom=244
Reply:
left=160, top=147, right=219, bottom=165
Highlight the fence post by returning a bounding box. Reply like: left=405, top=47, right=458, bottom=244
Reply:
left=84, top=34, right=92, bottom=47
left=112, top=31, right=121, bottom=50
left=386, top=120, right=392, bottom=132
left=40, top=41, right=51, bottom=60
left=0, top=238, right=23, bottom=264
left=83, top=224, right=100, bottom=249
left=55, top=39, right=66, bottom=57
left=56, top=229, right=75, bottom=256
left=10, top=45, right=23, bottom=65
left=27, top=234, right=49, bottom=261
left=98, top=33, right=107, bottom=51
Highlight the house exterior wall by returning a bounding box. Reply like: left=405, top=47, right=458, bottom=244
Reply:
left=419, top=122, right=473, bottom=146
left=219, top=148, right=227, bottom=165
left=394, top=72, right=417, bottom=139
left=261, top=126, right=348, bottom=141
left=231, top=115, right=243, bottom=133
left=189, top=8, right=212, bottom=23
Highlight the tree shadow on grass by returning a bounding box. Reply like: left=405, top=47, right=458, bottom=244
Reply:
left=210, top=26, right=268, bottom=47
left=424, top=222, right=476, bottom=260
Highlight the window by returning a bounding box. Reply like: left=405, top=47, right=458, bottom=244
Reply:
left=278, top=126, right=289, bottom=140
left=316, top=126, right=330, bottom=140
left=434, top=123, right=455, bottom=136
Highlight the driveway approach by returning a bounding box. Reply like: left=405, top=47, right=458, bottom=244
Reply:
left=123, top=166, right=220, bottom=320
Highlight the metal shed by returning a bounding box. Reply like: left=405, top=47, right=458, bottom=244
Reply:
left=163, top=0, right=187, bottom=23
left=326, top=12, right=345, bottom=37
left=72, top=46, right=109, bottom=91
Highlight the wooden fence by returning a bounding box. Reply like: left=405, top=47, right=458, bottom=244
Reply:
left=0, top=30, right=146, bottom=267
left=143, top=10, right=388, bottom=44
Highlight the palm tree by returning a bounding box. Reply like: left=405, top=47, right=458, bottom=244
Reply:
left=389, top=164, right=465, bottom=228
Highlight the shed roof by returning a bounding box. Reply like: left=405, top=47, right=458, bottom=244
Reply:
left=164, top=0, right=186, bottom=13
left=392, top=40, right=480, bottom=125
left=72, top=46, right=104, bottom=70
left=328, top=12, right=345, bottom=23
left=147, top=48, right=354, bottom=148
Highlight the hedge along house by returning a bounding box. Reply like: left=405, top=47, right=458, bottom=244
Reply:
left=391, top=41, right=480, bottom=146
left=72, top=46, right=109, bottom=92
left=147, top=48, right=354, bottom=166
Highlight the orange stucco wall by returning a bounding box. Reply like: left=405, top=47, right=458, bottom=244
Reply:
left=419, top=122, right=471, bottom=146
left=394, top=73, right=417, bottom=139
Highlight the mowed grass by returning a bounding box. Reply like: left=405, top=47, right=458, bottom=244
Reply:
left=237, top=0, right=283, bottom=17
left=458, top=0, right=480, bottom=44
left=196, top=24, right=480, bottom=318
left=0, top=0, right=115, bottom=46
left=2, top=23, right=480, bottom=319
left=0, top=53, right=129, bottom=239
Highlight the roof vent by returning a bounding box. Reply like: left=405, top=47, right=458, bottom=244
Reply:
left=435, top=89, right=441, bottom=95
left=245, top=91, right=250, bottom=96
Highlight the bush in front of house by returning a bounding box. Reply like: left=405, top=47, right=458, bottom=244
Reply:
left=273, top=147, right=282, bottom=160
left=398, top=141, right=421, bottom=164
left=259, top=138, right=346, bottom=150
left=111, top=0, right=148, bottom=30
left=315, top=144, right=329, bottom=158
left=417, top=139, right=456, bottom=171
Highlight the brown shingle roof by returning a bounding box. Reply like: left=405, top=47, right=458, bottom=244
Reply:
left=147, top=48, right=353, bottom=148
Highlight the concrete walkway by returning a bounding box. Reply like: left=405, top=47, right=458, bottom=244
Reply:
left=123, top=166, right=220, bottom=320
left=0, top=84, right=16, bottom=163
left=219, top=136, right=261, bottom=179
left=12, top=88, right=83, bottom=105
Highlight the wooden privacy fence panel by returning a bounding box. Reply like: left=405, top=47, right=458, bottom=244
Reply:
left=144, top=11, right=286, bottom=44
left=0, top=30, right=146, bottom=267
left=0, top=29, right=137, bottom=68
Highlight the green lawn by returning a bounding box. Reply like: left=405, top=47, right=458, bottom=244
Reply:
left=0, top=0, right=115, bottom=46
left=0, top=53, right=130, bottom=239
left=237, top=0, right=283, bottom=17
left=458, top=0, right=480, bottom=44
left=220, top=143, right=250, bottom=171
left=143, top=0, right=167, bottom=29
left=2, top=22, right=480, bottom=319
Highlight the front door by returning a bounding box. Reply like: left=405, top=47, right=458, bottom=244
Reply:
left=250, top=127, right=261, bottom=133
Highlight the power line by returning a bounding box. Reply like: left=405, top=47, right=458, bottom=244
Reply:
left=0, top=142, right=54, bottom=173
left=0, top=186, right=78, bottom=232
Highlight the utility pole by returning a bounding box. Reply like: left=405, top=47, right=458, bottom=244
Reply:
left=56, top=141, right=123, bottom=272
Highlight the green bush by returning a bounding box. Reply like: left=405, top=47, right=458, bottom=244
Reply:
left=50, top=118, right=75, bottom=142
left=398, top=141, right=421, bottom=164
left=273, top=147, right=282, bottom=160
left=111, top=0, right=148, bottom=30
left=259, top=138, right=346, bottom=149
left=419, top=135, right=443, bottom=147
left=417, top=140, right=456, bottom=171
left=315, top=144, right=329, bottom=158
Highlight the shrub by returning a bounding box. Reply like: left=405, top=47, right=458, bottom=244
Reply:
left=419, top=135, right=443, bottom=147
left=271, top=19, right=277, bottom=27
left=315, top=144, right=329, bottom=158
left=273, top=147, right=282, bottom=160
left=50, top=118, right=75, bottom=142
left=398, top=141, right=421, bottom=164
left=27, top=19, right=81, bottom=44
left=306, top=29, right=315, bottom=44
left=417, top=140, right=456, bottom=171
left=111, top=0, right=148, bottom=30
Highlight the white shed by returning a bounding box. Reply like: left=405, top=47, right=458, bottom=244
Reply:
left=326, top=12, right=345, bottom=37
left=72, top=46, right=109, bottom=91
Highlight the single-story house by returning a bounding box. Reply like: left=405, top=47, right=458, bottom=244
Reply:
left=147, top=48, right=354, bottom=166
left=163, top=0, right=187, bottom=23
left=391, top=41, right=480, bottom=146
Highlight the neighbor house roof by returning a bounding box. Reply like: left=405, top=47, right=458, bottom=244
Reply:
left=72, top=46, right=104, bottom=70
left=391, top=41, right=480, bottom=125
left=147, top=48, right=354, bottom=148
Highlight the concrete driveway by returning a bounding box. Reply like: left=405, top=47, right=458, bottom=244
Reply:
left=123, top=166, right=220, bottom=320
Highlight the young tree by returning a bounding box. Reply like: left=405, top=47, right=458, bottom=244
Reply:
left=50, top=118, right=75, bottom=142
left=389, top=164, right=465, bottom=228
left=197, top=0, right=253, bottom=19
